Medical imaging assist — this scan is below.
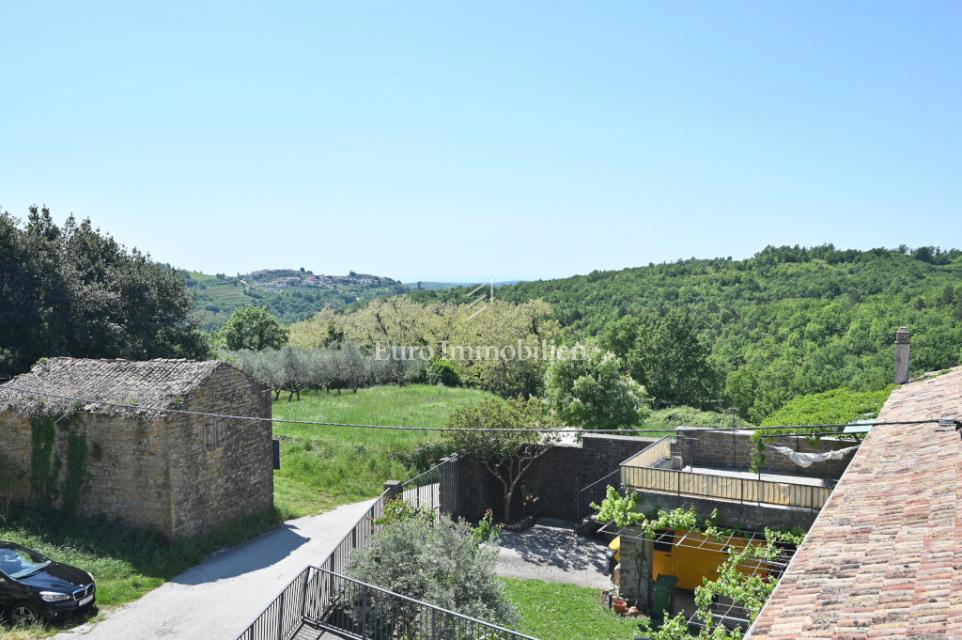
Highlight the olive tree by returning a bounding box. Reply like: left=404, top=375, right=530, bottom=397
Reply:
left=347, top=515, right=518, bottom=628
left=444, top=398, right=556, bottom=524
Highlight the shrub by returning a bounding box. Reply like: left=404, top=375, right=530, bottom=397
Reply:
left=426, top=358, right=461, bottom=387
left=347, top=515, right=519, bottom=626
left=761, top=386, right=894, bottom=427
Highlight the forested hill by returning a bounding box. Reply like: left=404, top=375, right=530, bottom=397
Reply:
left=182, top=269, right=406, bottom=330
left=413, top=246, right=962, bottom=421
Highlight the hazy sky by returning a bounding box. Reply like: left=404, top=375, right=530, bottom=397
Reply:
left=2, top=2, right=960, bottom=282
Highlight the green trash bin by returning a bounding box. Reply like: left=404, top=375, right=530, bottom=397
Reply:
left=651, top=574, right=678, bottom=623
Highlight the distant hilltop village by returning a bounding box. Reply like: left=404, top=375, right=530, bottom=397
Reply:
left=242, top=269, right=393, bottom=290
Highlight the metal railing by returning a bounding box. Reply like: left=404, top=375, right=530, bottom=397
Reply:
left=306, top=567, right=538, bottom=640
left=319, top=491, right=390, bottom=577
left=621, top=435, right=672, bottom=468
left=576, top=468, right=620, bottom=523
left=237, top=456, right=465, bottom=640
left=576, top=443, right=658, bottom=523
left=620, top=437, right=832, bottom=510
left=236, top=567, right=312, bottom=640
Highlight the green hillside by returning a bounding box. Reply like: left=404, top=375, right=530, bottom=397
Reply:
left=410, top=245, right=962, bottom=421
left=182, top=268, right=405, bottom=330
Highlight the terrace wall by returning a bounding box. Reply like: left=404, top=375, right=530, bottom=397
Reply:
left=454, top=434, right=655, bottom=523
left=671, top=427, right=857, bottom=480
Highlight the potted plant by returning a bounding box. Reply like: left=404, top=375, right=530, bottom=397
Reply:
left=612, top=596, right=628, bottom=615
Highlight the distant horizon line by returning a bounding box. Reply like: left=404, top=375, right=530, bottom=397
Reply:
left=173, top=242, right=961, bottom=289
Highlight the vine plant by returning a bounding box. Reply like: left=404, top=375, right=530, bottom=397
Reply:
left=593, top=487, right=806, bottom=640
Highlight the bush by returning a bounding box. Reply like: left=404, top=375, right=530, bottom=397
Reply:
left=426, top=358, right=461, bottom=387
left=761, top=386, right=894, bottom=427
left=347, top=515, right=519, bottom=626
left=392, top=441, right=453, bottom=473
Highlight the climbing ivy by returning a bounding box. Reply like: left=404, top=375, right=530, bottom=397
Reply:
left=63, top=432, right=88, bottom=514
left=28, top=415, right=89, bottom=512
left=29, top=416, right=57, bottom=503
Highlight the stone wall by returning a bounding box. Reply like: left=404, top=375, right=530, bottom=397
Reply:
left=168, top=364, right=274, bottom=537
left=454, top=434, right=655, bottom=523
left=671, top=427, right=857, bottom=480
left=0, top=412, right=175, bottom=533
left=0, top=363, right=273, bottom=538
left=633, top=491, right=819, bottom=531
left=619, top=536, right=654, bottom=609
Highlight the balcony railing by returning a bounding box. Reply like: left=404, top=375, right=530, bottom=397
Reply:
left=305, top=567, right=538, bottom=640
left=239, top=456, right=509, bottom=640
left=620, top=436, right=832, bottom=511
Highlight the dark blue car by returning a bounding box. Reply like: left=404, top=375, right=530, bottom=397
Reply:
left=0, top=541, right=95, bottom=625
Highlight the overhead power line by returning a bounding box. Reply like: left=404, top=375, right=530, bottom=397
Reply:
left=0, top=384, right=945, bottom=435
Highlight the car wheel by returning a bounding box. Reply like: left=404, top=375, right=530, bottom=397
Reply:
left=9, top=601, right=43, bottom=626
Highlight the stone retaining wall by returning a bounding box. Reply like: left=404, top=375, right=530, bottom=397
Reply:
left=454, top=433, right=655, bottom=523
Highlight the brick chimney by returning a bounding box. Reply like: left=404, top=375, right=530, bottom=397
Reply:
left=895, top=327, right=911, bottom=385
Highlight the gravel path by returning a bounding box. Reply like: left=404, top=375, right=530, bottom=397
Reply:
left=494, top=522, right=613, bottom=589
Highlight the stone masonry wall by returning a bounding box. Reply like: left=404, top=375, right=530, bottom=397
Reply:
left=0, top=363, right=273, bottom=539
left=168, top=365, right=273, bottom=538
left=0, top=412, right=174, bottom=533
left=671, top=427, right=857, bottom=480
left=455, top=434, right=655, bottom=523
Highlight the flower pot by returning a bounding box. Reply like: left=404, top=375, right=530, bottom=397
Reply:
left=613, top=598, right=628, bottom=615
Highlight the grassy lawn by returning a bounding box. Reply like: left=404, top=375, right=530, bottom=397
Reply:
left=500, top=578, right=643, bottom=640
left=272, top=384, right=495, bottom=517
left=0, top=508, right=278, bottom=639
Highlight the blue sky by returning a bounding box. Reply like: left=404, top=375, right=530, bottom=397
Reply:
left=2, top=2, right=960, bottom=282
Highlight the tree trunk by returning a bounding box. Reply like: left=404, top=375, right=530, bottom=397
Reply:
left=503, top=489, right=514, bottom=524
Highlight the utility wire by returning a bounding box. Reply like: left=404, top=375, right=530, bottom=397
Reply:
left=0, top=383, right=944, bottom=435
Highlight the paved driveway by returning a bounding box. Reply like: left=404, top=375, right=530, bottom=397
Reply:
left=55, top=499, right=376, bottom=640
left=494, top=523, right=613, bottom=589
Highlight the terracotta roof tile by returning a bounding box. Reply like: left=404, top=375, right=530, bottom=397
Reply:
left=748, top=367, right=962, bottom=639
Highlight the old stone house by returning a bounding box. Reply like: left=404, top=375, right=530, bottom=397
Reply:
left=0, top=358, right=273, bottom=538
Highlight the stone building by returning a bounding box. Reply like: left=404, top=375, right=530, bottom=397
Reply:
left=0, top=358, right=273, bottom=539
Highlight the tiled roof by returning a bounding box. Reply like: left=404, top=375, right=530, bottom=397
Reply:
left=0, top=357, right=224, bottom=416
left=748, top=367, right=962, bottom=639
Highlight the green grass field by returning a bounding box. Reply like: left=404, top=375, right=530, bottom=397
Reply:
left=272, top=384, right=495, bottom=517
left=500, top=578, right=643, bottom=640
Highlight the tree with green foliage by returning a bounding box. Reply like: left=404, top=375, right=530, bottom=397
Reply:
left=221, top=306, right=289, bottom=351
left=437, top=244, right=962, bottom=421
left=0, top=207, right=208, bottom=378
left=603, top=312, right=720, bottom=410
left=544, top=349, right=650, bottom=428
left=444, top=398, right=555, bottom=524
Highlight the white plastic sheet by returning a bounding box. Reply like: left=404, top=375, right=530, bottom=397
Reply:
left=764, top=444, right=859, bottom=468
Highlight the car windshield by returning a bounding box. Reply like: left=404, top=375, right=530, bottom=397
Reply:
left=0, top=545, right=51, bottom=579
